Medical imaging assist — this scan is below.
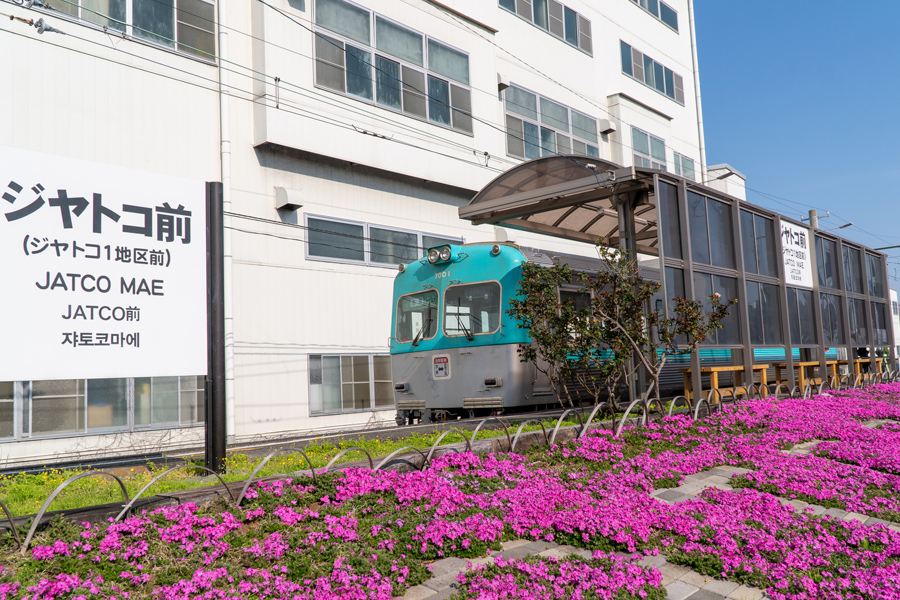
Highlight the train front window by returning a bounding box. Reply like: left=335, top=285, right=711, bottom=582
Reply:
left=396, top=290, right=439, bottom=344
left=444, top=281, right=502, bottom=338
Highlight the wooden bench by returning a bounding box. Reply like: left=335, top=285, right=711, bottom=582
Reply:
left=773, top=361, right=839, bottom=390
left=837, top=358, right=884, bottom=378
left=680, top=364, right=769, bottom=401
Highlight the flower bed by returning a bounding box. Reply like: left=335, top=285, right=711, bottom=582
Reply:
left=3, top=384, right=900, bottom=599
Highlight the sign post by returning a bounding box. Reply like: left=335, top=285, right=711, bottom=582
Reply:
left=205, top=182, right=226, bottom=473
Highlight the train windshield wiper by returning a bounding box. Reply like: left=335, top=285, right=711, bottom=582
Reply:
left=456, top=299, right=474, bottom=341
left=412, top=306, right=433, bottom=346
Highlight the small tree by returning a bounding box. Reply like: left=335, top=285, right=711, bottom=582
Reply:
left=587, top=243, right=735, bottom=407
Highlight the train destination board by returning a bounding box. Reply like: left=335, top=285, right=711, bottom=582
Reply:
left=0, top=146, right=207, bottom=381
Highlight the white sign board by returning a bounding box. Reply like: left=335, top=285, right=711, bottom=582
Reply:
left=0, top=147, right=207, bottom=381
left=781, top=221, right=813, bottom=289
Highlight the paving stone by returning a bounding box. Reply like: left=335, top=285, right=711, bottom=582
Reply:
left=664, top=580, right=701, bottom=600
left=500, top=539, right=530, bottom=551
left=788, top=499, right=809, bottom=512
left=703, top=475, right=731, bottom=485
left=845, top=512, right=868, bottom=523
left=524, top=540, right=556, bottom=553
left=702, top=579, right=741, bottom=596
left=679, top=570, right=714, bottom=587
left=636, top=553, right=668, bottom=568
left=802, top=504, right=827, bottom=516
left=538, top=548, right=568, bottom=558
left=572, top=548, right=593, bottom=559
left=823, top=507, right=848, bottom=520
left=657, top=489, right=689, bottom=503
left=678, top=483, right=707, bottom=495
left=727, top=584, right=765, bottom=600
left=556, top=544, right=579, bottom=554
left=401, top=584, right=436, bottom=600
left=711, top=483, right=733, bottom=492
left=428, top=587, right=460, bottom=600
left=661, top=575, right=675, bottom=586
left=423, top=571, right=460, bottom=591
left=864, top=517, right=891, bottom=527
left=494, top=545, right=533, bottom=560
left=428, top=557, right=469, bottom=577
left=888, top=523, right=900, bottom=532
left=659, top=562, right=692, bottom=579
left=688, top=590, right=727, bottom=600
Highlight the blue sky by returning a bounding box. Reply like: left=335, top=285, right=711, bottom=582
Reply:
left=695, top=1, right=900, bottom=289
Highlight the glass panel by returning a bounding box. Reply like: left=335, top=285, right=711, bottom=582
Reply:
left=664, top=68, right=675, bottom=99
left=450, top=85, right=473, bottom=133
left=815, top=236, right=838, bottom=289
left=427, top=39, right=469, bottom=85
left=515, top=0, right=531, bottom=20
left=375, top=16, right=423, bottom=66
left=571, top=111, right=597, bottom=144
left=787, top=288, right=801, bottom=345
left=444, top=282, right=502, bottom=336
left=315, top=0, right=370, bottom=45
left=586, top=145, right=599, bottom=158
left=540, top=97, right=568, bottom=132
left=632, top=128, right=649, bottom=156
left=746, top=282, right=763, bottom=345
left=177, top=22, right=216, bottom=59
left=653, top=62, right=665, bottom=93
left=397, top=290, right=439, bottom=343
left=647, top=0, right=659, bottom=16
left=573, top=140, right=586, bottom=155
left=687, top=191, right=710, bottom=265
left=632, top=48, right=644, bottom=82
left=798, top=289, right=816, bottom=345
left=714, top=276, right=740, bottom=344
left=500, top=0, right=516, bottom=11
left=180, top=390, right=201, bottom=424
left=353, top=383, right=370, bottom=409
left=0, top=382, right=12, bottom=400
left=427, top=75, right=451, bottom=126
left=848, top=298, right=868, bottom=345
left=505, top=86, right=538, bottom=121
left=843, top=246, right=863, bottom=294
left=375, top=56, right=402, bottom=110
left=674, top=73, right=684, bottom=104
left=867, top=253, right=885, bottom=298
left=32, top=379, right=81, bottom=397
left=87, top=378, right=127, bottom=429
left=345, top=45, right=373, bottom=100
left=370, top=227, right=418, bottom=264
left=532, top=0, right=548, bottom=29
left=308, top=218, right=364, bottom=261
left=523, top=121, right=540, bottom=160
left=755, top=215, right=778, bottom=277
left=548, top=0, right=564, bottom=37
left=373, top=382, right=393, bottom=408
left=341, top=356, right=353, bottom=382
left=761, top=283, right=783, bottom=345
left=577, top=15, right=591, bottom=54
left=557, top=135, right=571, bottom=154
left=309, top=355, right=323, bottom=414
left=649, top=135, right=666, bottom=163
left=740, top=210, right=757, bottom=274
left=658, top=181, right=681, bottom=259
left=315, top=34, right=346, bottom=93
left=621, top=41, right=633, bottom=77
left=84, top=0, right=126, bottom=30
left=872, top=302, right=888, bottom=346
left=506, top=115, right=525, bottom=158
left=323, top=356, right=342, bottom=411
left=32, top=397, right=84, bottom=435
left=540, top=127, right=556, bottom=156
left=0, top=402, right=12, bottom=439
left=692, top=272, right=713, bottom=344
left=176, top=0, right=214, bottom=31
left=401, top=66, right=426, bottom=118
left=373, top=355, right=392, bottom=381
left=342, top=383, right=354, bottom=410
left=352, top=355, right=370, bottom=383
left=707, top=198, right=735, bottom=269
left=564, top=7, right=578, bottom=45
left=643, top=55, right=654, bottom=87
left=152, top=376, right=179, bottom=423
left=134, top=0, right=175, bottom=47
left=660, top=2, right=678, bottom=29
left=682, top=157, right=695, bottom=180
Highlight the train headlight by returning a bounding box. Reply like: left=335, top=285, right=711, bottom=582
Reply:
left=491, top=244, right=501, bottom=256
left=427, top=248, right=440, bottom=263
left=439, top=246, right=452, bottom=261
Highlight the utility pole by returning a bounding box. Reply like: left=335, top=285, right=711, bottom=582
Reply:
left=808, top=209, right=819, bottom=229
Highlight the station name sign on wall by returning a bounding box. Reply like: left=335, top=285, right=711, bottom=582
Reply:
left=0, top=147, right=207, bottom=381
left=781, top=221, right=813, bottom=289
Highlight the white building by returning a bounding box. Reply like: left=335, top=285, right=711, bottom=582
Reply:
left=891, top=290, right=900, bottom=371
left=0, top=0, right=709, bottom=467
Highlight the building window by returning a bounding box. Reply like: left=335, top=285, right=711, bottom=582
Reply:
left=819, top=293, right=843, bottom=346
left=871, top=302, right=889, bottom=346
left=693, top=273, right=740, bottom=345
left=0, top=382, right=14, bottom=440
left=673, top=153, right=695, bottom=180
left=504, top=85, right=599, bottom=160
left=847, top=297, right=868, bottom=346
left=740, top=211, right=778, bottom=278
left=499, top=0, right=592, bottom=55
left=657, top=181, right=681, bottom=259
left=620, top=41, right=685, bottom=104
left=628, top=0, right=678, bottom=31
left=892, top=300, right=898, bottom=316
left=631, top=127, right=666, bottom=170
left=306, top=215, right=462, bottom=267
left=308, top=354, right=393, bottom=415
left=52, top=0, right=216, bottom=59
left=687, top=191, right=735, bottom=270
left=314, top=0, right=473, bottom=134
left=746, top=281, right=782, bottom=345
left=787, top=287, right=817, bottom=346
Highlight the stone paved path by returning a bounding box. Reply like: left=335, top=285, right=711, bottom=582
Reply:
left=400, top=431, right=899, bottom=600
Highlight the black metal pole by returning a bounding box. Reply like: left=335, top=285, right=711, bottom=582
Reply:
left=205, top=181, right=227, bottom=473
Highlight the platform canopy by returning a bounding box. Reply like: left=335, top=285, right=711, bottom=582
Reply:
left=459, top=155, right=659, bottom=253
